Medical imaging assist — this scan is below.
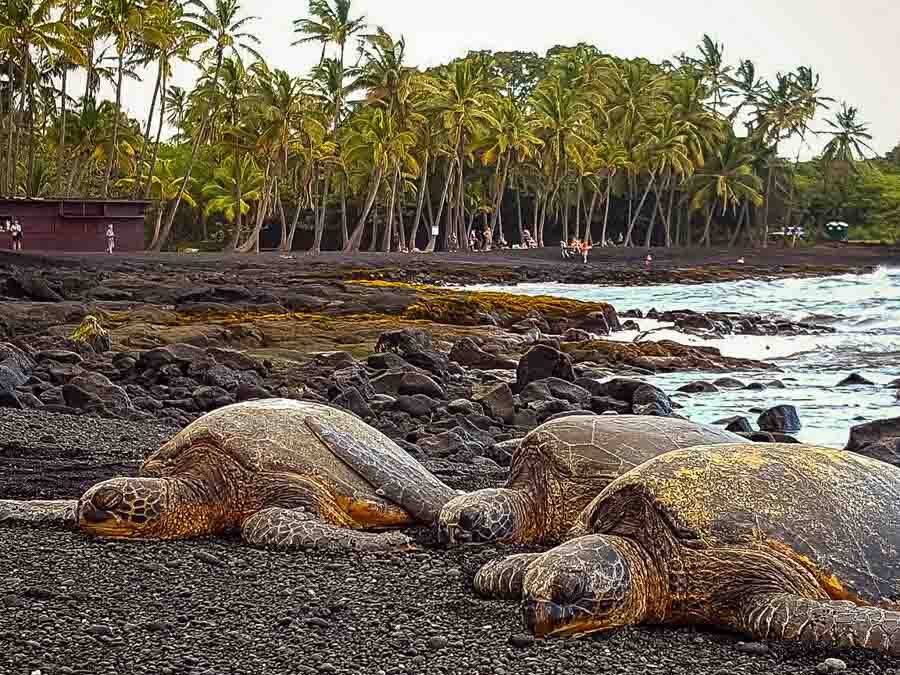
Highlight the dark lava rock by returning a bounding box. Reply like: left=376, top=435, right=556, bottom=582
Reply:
left=446, top=399, right=483, bottom=416
left=516, top=345, right=575, bottom=387
left=846, top=417, right=900, bottom=453
left=5, top=273, right=63, bottom=302
left=542, top=378, right=591, bottom=405
left=836, top=373, right=876, bottom=387
left=61, top=384, right=101, bottom=409
left=192, top=385, right=234, bottom=412
left=395, top=394, right=440, bottom=418
left=69, top=372, right=132, bottom=410
left=720, top=416, right=753, bottom=434
left=853, top=439, right=900, bottom=467
left=0, top=363, right=27, bottom=394
left=35, top=349, right=83, bottom=365
left=561, top=328, right=593, bottom=342
left=473, top=383, right=515, bottom=424
left=590, top=396, right=632, bottom=415
left=0, top=390, right=23, bottom=409
left=235, top=382, right=272, bottom=402
left=744, top=382, right=768, bottom=391
left=449, top=337, right=516, bottom=370
left=397, top=372, right=446, bottom=400
left=332, top=387, right=373, bottom=419
left=714, top=377, right=746, bottom=389
left=519, top=380, right=553, bottom=403
left=757, top=405, right=801, bottom=433
left=677, top=381, right=719, bottom=394
left=632, top=384, right=674, bottom=417
left=417, top=431, right=470, bottom=459
left=375, top=328, right=433, bottom=355
left=366, top=352, right=409, bottom=372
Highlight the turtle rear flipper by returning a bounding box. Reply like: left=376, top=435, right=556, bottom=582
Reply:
left=739, top=593, right=900, bottom=655
left=0, top=499, right=79, bottom=529
left=474, top=553, right=544, bottom=600
left=306, top=418, right=460, bottom=524
left=241, top=508, right=415, bottom=552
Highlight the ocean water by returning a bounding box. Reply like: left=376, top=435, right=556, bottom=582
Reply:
left=471, top=267, right=900, bottom=448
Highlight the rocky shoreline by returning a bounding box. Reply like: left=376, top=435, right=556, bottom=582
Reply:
left=2, top=249, right=900, bottom=675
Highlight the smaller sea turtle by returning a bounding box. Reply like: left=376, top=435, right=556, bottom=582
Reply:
left=325, top=413, right=742, bottom=546
left=0, top=399, right=458, bottom=551
left=475, top=443, right=900, bottom=655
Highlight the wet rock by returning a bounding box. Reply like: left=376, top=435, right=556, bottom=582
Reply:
left=744, top=382, right=768, bottom=391
left=449, top=338, right=516, bottom=370
left=472, top=383, right=514, bottom=424
left=508, top=634, right=534, bottom=649
left=516, top=345, right=575, bottom=387
left=632, top=384, right=674, bottom=417
left=541, top=377, right=591, bottom=404
left=366, top=352, right=409, bottom=372
left=757, top=405, right=801, bottom=433
left=397, top=372, right=445, bottom=400
left=589, top=396, right=632, bottom=415
left=235, top=382, right=272, bottom=402
left=714, top=377, right=746, bottom=389
left=836, top=373, right=875, bottom=387
left=720, top=416, right=753, bottom=434
left=375, top=328, right=433, bottom=355
left=531, top=399, right=573, bottom=423
left=447, top=399, right=483, bottom=416
left=519, top=380, right=553, bottom=404
left=677, top=381, right=719, bottom=394
left=846, top=417, right=900, bottom=453
left=5, top=274, right=63, bottom=302
left=622, top=319, right=640, bottom=331
left=561, top=328, right=593, bottom=342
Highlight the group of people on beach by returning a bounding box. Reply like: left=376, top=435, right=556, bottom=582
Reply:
left=1, top=218, right=23, bottom=251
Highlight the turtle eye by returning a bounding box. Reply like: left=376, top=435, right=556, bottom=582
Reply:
left=92, top=487, right=123, bottom=511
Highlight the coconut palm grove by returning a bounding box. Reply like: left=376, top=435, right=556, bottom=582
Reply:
left=1, top=0, right=898, bottom=252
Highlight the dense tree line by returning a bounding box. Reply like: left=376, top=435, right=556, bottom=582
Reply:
left=0, top=0, right=890, bottom=251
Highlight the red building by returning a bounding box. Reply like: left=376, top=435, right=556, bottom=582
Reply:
left=0, top=198, right=150, bottom=252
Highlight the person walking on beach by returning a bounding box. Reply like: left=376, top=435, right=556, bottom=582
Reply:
left=10, top=218, right=22, bottom=251
left=106, top=224, right=116, bottom=254
left=483, top=224, right=493, bottom=252
left=580, top=239, right=592, bottom=263
left=645, top=253, right=652, bottom=270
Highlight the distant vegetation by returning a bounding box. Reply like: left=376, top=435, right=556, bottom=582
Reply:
left=0, top=0, right=893, bottom=250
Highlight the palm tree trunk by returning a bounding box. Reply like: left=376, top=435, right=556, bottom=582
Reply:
left=408, top=152, right=429, bottom=251
left=102, top=51, right=125, bottom=198
left=432, top=164, right=453, bottom=252
left=515, top=183, right=523, bottom=244
left=237, top=161, right=273, bottom=253
left=644, top=192, right=661, bottom=248
left=340, top=175, right=349, bottom=249
left=397, top=194, right=406, bottom=250
left=150, top=206, right=164, bottom=248
left=277, top=186, right=289, bottom=252
left=132, top=59, right=163, bottom=199
left=729, top=201, right=748, bottom=247
left=154, top=51, right=224, bottom=251
left=456, top=149, right=466, bottom=251
left=368, top=199, right=379, bottom=252
left=601, top=180, right=612, bottom=246
left=310, top=168, right=333, bottom=253
left=344, top=166, right=383, bottom=252
left=4, top=57, right=15, bottom=196
left=664, top=178, right=676, bottom=247
left=488, top=151, right=510, bottom=239
left=624, top=173, right=656, bottom=245
left=10, top=47, right=28, bottom=196
left=228, top=143, right=243, bottom=251
left=25, top=97, right=35, bottom=197
left=143, top=62, right=168, bottom=200
left=381, top=165, right=399, bottom=252
left=585, top=190, right=599, bottom=245
left=701, top=207, right=715, bottom=247
left=55, top=67, right=68, bottom=196
left=574, top=180, right=583, bottom=240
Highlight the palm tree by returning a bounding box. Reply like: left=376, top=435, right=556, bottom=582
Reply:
left=690, top=135, right=764, bottom=246
left=119, top=158, right=197, bottom=246
left=95, top=0, right=143, bottom=197
left=821, top=103, right=875, bottom=164
left=293, top=0, right=365, bottom=67
left=202, top=153, right=263, bottom=240
left=152, top=0, right=260, bottom=251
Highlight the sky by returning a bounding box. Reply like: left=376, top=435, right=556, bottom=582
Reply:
left=105, top=0, right=900, bottom=159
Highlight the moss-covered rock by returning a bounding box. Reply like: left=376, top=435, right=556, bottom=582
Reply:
left=561, top=339, right=777, bottom=373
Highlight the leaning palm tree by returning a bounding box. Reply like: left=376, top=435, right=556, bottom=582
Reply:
left=119, top=158, right=197, bottom=248
left=152, top=0, right=260, bottom=251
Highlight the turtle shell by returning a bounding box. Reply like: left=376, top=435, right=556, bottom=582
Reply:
left=507, top=415, right=744, bottom=490
left=582, top=443, right=900, bottom=606
left=141, top=399, right=408, bottom=501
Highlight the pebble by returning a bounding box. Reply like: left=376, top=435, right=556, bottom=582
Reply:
left=818, top=658, right=848, bottom=673
left=193, top=550, right=226, bottom=567
left=508, top=634, right=534, bottom=649
left=735, top=641, right=769, bottom=655
left=427, top=636, right=449, bottom=650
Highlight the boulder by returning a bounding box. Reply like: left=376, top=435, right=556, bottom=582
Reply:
left=35, top=350, right=83, bottom=365
left=531, top=399, right=573, bottom=423
left=757, top=405, right=801, bottom=433
left=677, top=381, right=719, bottom=394
left=61, top=384, right=102, bottom=410
left=720, top=416, right=753, bottom=434
left=69, top=372, right=132, bottom=410
left=203, top=364, right=239, bottom=391
left=516, top=345, right=575, bottom=387
left=449, top=338, right=516, bottom=370
left=5, top=273, right=63, bottom=302
left=714, top=377, right=746, bottom=389
left=845, top=417, right=900, bottom=453
left=447, top=399, right=484, bottom=416
left=235, top=382, right=272, bottom=402
left=850, top=438, right=900, bottom=466
left=403, top=350, right=450, bottom=377
left=519, top=380, right=554, bottom=404
left=397, top=372, right=446, bottom=399
left=542, top=378, right=591, bottom=405
left=366, top=352, right=410, bottom=372
left=561, top=329, right=594, bottom=343
left=328, top=365, right=375, bottom=400
left=333, top=387, right=373, bottom=419
left=395, top=394, right=440, bottom=418
left=0, top=390, right=23, bottom=409
left=593, top=378, right=650, bottom=403
left=473, top=383, right=515, bottom=424
left=206, top=348, right=265, bottom=374
left=375, top=328, right=433, bottom=356
left=589, top=396, right=632, bottom=415
left=417, top=432, right=470, bottom=459
left=836, top=373, right=876, bottom=387
left=632, top=384, right=674, bottom=417
left=0, top=343, right=35, bottom=374
left=192, top=385, right=234, bottom=412
left=0, top=363, right=28, bottom=394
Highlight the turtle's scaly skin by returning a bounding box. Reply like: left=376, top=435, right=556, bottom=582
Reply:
left=477, top=443, right=900, bottom=655
left=436, top=415, right=743, bottom=546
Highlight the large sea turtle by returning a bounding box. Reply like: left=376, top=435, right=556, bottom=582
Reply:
left=0, top=399, right=458, bottom=551
left=475, top=443, right=900, bottom=655
left=323, top=413, right=743, bottom=547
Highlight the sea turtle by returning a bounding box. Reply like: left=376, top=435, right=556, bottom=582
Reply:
left=323, top=413, right=743, bottom=547
left=0, top=399, right=458, bottom=551
left=475, top=443, right=900, bottom=655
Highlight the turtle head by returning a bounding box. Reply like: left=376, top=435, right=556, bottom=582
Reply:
left=436, top=489, right=526, bottom=547
left=77, top=478, right=171, bottom=538
left=520, top=535, right=653, bottom=638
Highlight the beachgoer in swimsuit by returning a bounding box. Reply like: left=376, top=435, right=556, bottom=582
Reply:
left=10, top=219, right=22, bottom=251
left=106, top=224, right=116, bottom=254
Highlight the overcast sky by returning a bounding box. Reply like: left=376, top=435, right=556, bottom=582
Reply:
left=108, top=0, right=899, bottom=158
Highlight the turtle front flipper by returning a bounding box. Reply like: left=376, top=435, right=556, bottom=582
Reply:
left=474, top=553, right=544, bottom=600
left=241, top=508, right=415, bottom=552
left=738, top=593, right=900, bottom=655
left=305, top=418, right=460, bottom=524
left=0, top=499, right=79, bottom=528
